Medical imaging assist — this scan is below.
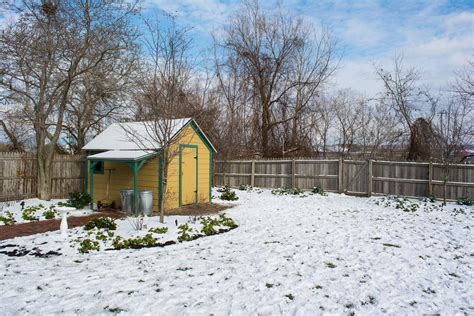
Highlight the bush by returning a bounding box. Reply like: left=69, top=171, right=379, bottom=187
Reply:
left=457, top=197, right=472, bottom=206
left=22, top=206, right=40, bottom=221
left=149, top=227, right=168, bottom=234
left=84, top=217, right=117, bottom=231
left=218, top=213, right=237, bottom=228
left=78, top=239, right=100, bottom=253
left=0, top=211, right=16, bottom=225
left=177, top=223, right=195, bottom=242
left=112, top=234, right=156, bottom=250
left=43, top=208, right=58, bottom=219
left=220, top=186, right=239, bottom=201
left=66, top=192, right=92, bottom=209
left=217, top=185, right=230, bottom=193
left=311, top=186, right=327, bottom=196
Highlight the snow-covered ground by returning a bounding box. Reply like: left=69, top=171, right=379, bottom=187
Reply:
left=0, top=188, right=473, bottom=315
left=0, top=199, right=92, bottom=225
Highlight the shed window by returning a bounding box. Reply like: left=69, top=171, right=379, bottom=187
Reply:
left=93, top=161, right=104, bottom=174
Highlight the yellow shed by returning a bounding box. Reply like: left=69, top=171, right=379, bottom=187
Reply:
left=83, top=118, right=216, bottom=213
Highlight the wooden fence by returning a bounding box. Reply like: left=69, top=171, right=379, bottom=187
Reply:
left=0, top=152, right=86, bottom=201
left=214, top=159, right=474, bottom=200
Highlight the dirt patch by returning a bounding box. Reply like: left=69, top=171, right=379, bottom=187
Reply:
left=165, top=203, right=233, bottom=216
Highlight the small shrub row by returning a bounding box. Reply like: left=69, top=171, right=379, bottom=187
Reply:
left=112, top=234, right=156, bottom=250
left=149, top=227, right=168, bottom=234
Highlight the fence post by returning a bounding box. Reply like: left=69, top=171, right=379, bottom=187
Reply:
left=428, top=162, right=433, bottom=196
left=338, top=157, right=343, bottom=193
left=250, top=160, right=255, bottom=187
left=291, top=159, right=296, bottom=188
left=368, top=159, right=373, bottom=197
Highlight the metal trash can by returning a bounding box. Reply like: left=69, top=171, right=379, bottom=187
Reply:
left=120, top=189, right=134, bottom=213
left=138, top=190, right=153, bottom=215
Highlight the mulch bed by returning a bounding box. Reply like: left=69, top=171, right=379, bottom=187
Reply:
left=0, top=210, right=126, bottom=241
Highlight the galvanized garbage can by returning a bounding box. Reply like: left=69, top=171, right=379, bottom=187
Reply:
left=138, top=190, right=153, bottom=215
left=120, top=189, right=134, bottom=213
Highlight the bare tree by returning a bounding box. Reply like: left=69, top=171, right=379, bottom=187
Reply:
left=375, top=55, right=437, bottom=160
left=128, top=13, right=193, bottom=223
left=0, top=0, right=138, bottom=199
left=215, top=0, right=337, bottom=157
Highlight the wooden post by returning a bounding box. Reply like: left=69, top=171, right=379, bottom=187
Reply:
left=133, top=161, right=138, bottom=213
left=250, top=160, right=255, bottom=187
left=428, top=162, right=433, bottom=196
left=368, top=159, right=373, bottom=197
left=291, top=159, right=296, bottom=188
left=338, top=157, right=343, bottom=193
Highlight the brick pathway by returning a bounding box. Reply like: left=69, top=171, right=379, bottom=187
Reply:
left=0, top=211, right=126, bottom=241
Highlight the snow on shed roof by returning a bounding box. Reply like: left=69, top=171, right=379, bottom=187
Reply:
left=87, top=150, right=156, bottom=161
left=83, top=118, right=192, bottom=151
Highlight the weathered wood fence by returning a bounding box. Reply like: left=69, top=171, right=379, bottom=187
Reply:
left=214, top=159, right=473, bottom=200
left=0, top=152, right=86, bottom=201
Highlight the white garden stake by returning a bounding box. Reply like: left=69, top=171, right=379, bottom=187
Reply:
left=55, top=206, right=76, bottom=238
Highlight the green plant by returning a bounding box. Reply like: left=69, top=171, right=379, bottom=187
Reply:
left=220, top=186, right=239, bottom=201
left=79, top=239, right=100, bottom=253
left=22, top=206, right=39, bottom=221
left=311, top=186, right=327, bottom=196
left=0, top=211, right=16, bottom=225
left=112, top=234, right=156, bottom=250
left=84, top=217, right=117, bottom=231
left=218, top=213, right=237, bottom=228
left=66, top=192, right=92, bottom=209
left=177, top=223, right=194, bottom=242
left=149, top=227, right=168, bottom=234
left=43, top=209, right=58, bottom=219
left=456, top=197, right=472, bottom=206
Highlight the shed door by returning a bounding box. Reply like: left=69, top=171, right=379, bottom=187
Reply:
left=181, top=146, right=198, bottom=205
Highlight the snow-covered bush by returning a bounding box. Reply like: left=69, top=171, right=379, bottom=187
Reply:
left=78, top=239, right=100, bottom=254
left=0, top=211, right=16, bottom=225
left=84, top=217, right=117, bottom=231
left=311, top=185, right=327, bottom=196
left=177, top=223, right=195, bottom=241
left=42, top=208, right=58, bottom=219
left=457, top=197, right=472, bottom=206
left=149, top=227, right=168, bottom=234
left=22, top=206, right=40, bottom=221
left=220, top=186, right=239, bottom=201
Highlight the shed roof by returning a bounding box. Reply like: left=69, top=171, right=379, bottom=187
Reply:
left=87, top=150, right=156, bottom=161
left=83, top=118, right=216, bottom=152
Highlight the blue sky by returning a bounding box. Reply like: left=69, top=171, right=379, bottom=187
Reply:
left=142, top=0, right=473, bottom=95
left=1, top=0, right=472, bottom=95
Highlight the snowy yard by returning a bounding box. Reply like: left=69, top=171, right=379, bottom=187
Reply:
left=0, top=188, right=473, bottom=314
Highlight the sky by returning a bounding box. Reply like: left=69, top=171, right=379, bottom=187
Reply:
left=0, top=0, right=472, bottom=96
left=141, top=0, right=474, bottom=96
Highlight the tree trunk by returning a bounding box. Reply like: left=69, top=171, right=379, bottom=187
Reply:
left=37, top=153, right=53, bottom=200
